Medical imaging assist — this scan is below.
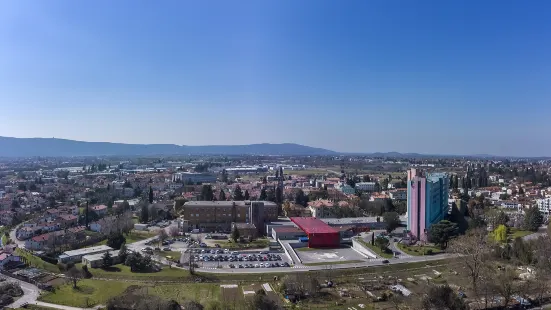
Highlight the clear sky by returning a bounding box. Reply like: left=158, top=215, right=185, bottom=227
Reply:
left=1, top=1, right=550, bottom=156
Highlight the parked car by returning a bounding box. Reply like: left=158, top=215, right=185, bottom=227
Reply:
left=163, top=247, right=171, bottom=251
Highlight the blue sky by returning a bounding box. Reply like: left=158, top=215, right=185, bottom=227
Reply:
left=1, top=1, right=550, bottom=156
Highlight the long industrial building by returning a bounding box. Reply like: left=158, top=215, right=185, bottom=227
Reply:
left=289, top=217, right=340, bottom=248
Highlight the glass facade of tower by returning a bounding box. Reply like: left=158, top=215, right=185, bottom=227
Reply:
left=407, top=169, right=449, bottom=242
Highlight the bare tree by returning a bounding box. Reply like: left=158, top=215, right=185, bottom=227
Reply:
left=491, top=268, right=519, bottom=308
left=157, top=229, right=168, bottom=246
left=66, top=266, right=83, bottom=289
left=168, top=225, right=180, bottom=238
left=448, top=228, right=489, bottom=294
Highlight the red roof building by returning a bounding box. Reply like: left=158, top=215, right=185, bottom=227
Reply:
left=289, top=217, right=340, bottom=248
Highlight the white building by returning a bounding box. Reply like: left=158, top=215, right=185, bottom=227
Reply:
left=172, top=172, right=217, bottom=184
left=500, top=201, right=522, bottom=211
left=355, top=182, right=376, bottom=192
left=536, top=198, right=551, bottom=216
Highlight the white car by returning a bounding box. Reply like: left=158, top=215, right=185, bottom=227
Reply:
left=259, top=263, right=264, bottom=268
left=255, top=264, right=260, bottom=268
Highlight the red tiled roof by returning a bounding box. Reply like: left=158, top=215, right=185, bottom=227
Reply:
left=92, top=205, right=107, bottom=211
left=31, top=234, right=50, bottom=242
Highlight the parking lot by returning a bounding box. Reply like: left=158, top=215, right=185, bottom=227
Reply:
left=187, top=248, right=292, bottom=269
left=294, top=246, right=367, bottom=264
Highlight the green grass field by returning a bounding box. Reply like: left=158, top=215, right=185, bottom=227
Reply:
left=355, top=239, right=394, bottom=258
left=15, top=248, right=59, bottom=273
left=303, top=260, right=363, bottom=266
left=155, top=250, right=182, bottom=262
left=148, top=283, right=220, bottom=306
left=396, top=243, right=443, bottom=256
left=508, top=228, right=533, bottom=239
left=39, top=279, right=136, bottom=307
left=75, top=263, right=191, bottom=281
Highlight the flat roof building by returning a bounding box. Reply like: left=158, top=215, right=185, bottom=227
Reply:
left=58, top=245, right=113, bottom=264
left=289, top=217, right=340, bottom=248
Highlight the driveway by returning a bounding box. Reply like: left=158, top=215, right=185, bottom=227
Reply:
left=5, top=275, right=41, bottom=308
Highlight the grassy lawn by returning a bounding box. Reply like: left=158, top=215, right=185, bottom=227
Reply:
left=1, top=234, right=8, bottom=245
left=76, top=263, right=190, bottom=281
left=508, top=228, right=533, bottom=239
left=155, top=250, right=182, bottom=262
left=215, top=238, right=270, bottom=250
left=355, top=238, right=393, bottom=258
left=396, top=243, right=443, bottom=256
left=15, top=248, right=59, bottom=273
left=125, top=230, right=156, bottom=244
left=148, top=283, right=220, bottom=306
left=39, top=279, right=136, bottom=307
left=303, top=260, right=363, bottom=266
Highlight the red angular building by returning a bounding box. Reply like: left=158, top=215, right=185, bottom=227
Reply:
left=289, top=217, right=340, bottom=248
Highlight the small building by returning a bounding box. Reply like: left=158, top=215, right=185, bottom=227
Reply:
left=271, top=226, right=306, bottom=240
left=82, top=250, right=121, bottom=268
left=232, top=223, right=257, bottom=239
left=58, top=245, right=113, bottom=264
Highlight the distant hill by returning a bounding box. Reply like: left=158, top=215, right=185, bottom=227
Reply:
left=0, top=136, right=337, bottom=157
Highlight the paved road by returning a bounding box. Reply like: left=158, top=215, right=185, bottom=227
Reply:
left=5, top=276, right=41, bottom=308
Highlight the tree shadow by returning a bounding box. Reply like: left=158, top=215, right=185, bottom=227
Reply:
left=101, top=266, right=122, bottom=272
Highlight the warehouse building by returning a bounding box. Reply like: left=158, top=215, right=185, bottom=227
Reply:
left=58, top=245, right=114, bottom=264
left=289, top=217, right=340, bottom=248
left=82, top=250, right=122, bottom=268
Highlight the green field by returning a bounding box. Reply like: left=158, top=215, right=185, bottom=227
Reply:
left=508, top=228, right=533, bottom=239
left=75, top=263, right=191, bottom=281
left=15, top=248, right=59, bottom=273
left=39, top=279, right=136, bottom=307
left=303, top=260, right=363, bottom=266
left=148, top=283, right=220, bottom=306
left=155, top=250, right=182, bottom=262
left=355, top=239, right=394, bottom=258
left=396, top=243, right=443, bottom=256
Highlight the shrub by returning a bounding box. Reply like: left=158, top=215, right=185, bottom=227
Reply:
left=426, top=249, right=434, bottom=255
left=81, top=265, right=93, bottom=278
left=40, top=255, right=58, bottom=265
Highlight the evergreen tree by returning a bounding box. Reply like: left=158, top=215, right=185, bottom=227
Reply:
left=275, top=186, right=283, bottom=204
left=200, top=185, right=214, bottom=201
left=219, top=190, right=226, bottom=201
left=231, top=227, right=240, bottom=243
left=102, top=251, right=113, bottom=268
left=523, top=206, right=543, bottom=231
left=140, top=204, right=149, bottom=223
left=259, top=188, right=267, bottom=201
left=148, top=186, right=154, bottom=203
left=244, top=190, right=250, bottom=200
left=233, top=185, right=244, bottom=201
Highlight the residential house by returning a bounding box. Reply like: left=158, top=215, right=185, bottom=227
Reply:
left=25, top=234, right=50, bottom=250
left=16, top=227, right=36, bottom=240
left=91, top=205, right=108, bottom=216
left=308, top=200, right=335, bottom=218
left=58, top=214, right=78, bottom=228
